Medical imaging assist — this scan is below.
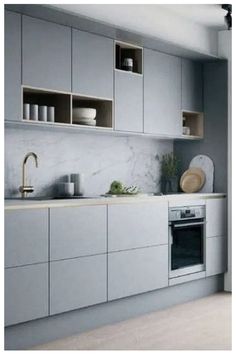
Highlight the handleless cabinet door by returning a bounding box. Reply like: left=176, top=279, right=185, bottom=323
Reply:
left=144, top=49, right=181, bottom=136
left=206, top=236, right=227, bottom=276
left=72, top=30, right=113, bottom=99
left=50, top=206, right=107, bottom=261
left=5, top=263, right=48, bottom=326
left=181, top=59, right=203, bottom=112
left=206, top=198, right=227, bottom=238
left=50, top=254, right=107, bottom=315
left=108, top=201, right=168, bottom=252
left=5, top=11, right=21, bottom=121
left=22, top=15, right=71, bottom=91
left=108, top=245, right=168, bottom=300
left=5, top=209, right=48, bottom=268
left=115, top=71, right=143, bottom=132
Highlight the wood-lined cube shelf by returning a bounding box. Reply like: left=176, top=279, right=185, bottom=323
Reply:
left=115, top=41, right=143, bottom=74
left=23, top=87, right=71, bottom=124
left=182, top=111, right=204, bottom=138
left=72, top=95, right=113, bottom=128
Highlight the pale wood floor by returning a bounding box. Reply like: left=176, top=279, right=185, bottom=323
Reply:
left=33, top=292, right=231, bottom=350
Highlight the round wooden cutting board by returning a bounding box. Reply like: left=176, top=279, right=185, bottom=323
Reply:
left=180, top=167, right=206, bottom=193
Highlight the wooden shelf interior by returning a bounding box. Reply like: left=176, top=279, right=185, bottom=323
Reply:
left=115, top=42, right=143, bottom=74
left=23, top=88, right=71, bottom=124
left=72, top=96, right=113, bottom=128
left=182, top=111, right=204, bottom=138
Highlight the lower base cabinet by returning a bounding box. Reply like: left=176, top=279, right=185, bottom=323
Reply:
left=206, top=236, right=227, bottom=276
left=108, top=245, right=168, bottom=301
left=50, top=254, right=107, bottom=315
left=5, top=263, right=48, bottom=326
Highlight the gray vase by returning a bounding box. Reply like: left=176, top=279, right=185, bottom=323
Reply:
left=161, top=176, right=178, bottom=194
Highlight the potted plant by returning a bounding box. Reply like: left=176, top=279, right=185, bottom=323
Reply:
left=160, top=153, right=180, bottom=194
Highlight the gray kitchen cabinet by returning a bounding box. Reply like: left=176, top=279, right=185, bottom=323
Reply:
left=5, top=263, right=48, bottom=326
left=206, top=236, right=226, bottom=276
left=50, top=205, right=106, bottom=261
left=72, top=29, right=113, bottom=99
left=181, top=59, right=203, bottom=112
left=5, top=10, right=21, bottom=121
left=5, top=209, right=48, bottom=268
left=50, top=254, right=107, bottom=315
left=144, top=49, right=182, bottom=136
left=206, top=198, right=226, bottom=238
left=22, top=15, right=71, bottom=91
left=108, top=245, right=168, bottom=300
left=115, top=70, right=143, bottom=132
left=108, top=201, right=168, bottom=252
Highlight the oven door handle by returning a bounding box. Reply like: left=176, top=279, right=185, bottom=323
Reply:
left=172, top=221, right=205, bottom=228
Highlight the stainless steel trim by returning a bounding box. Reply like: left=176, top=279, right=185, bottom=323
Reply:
left=172, top=221, right=205, bottom=228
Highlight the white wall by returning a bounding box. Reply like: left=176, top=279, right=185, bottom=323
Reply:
left=52, top=4, right=219, bottom=56
left=218, top=30, right=232, bottom=292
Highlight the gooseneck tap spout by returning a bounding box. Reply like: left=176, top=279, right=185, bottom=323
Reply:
left=19, top=152, right=39, bottom=198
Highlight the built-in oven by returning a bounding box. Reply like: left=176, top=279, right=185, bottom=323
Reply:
left=169, top=205, right=205, bottom=278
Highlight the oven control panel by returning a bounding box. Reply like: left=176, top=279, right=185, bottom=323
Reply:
left=169, top=206, right=205, bottom=221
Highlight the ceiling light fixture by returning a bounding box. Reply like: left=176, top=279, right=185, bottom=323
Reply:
left=221, top=4, right=232, bottom=30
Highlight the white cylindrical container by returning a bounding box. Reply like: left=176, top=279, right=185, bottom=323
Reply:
left=30, top=104, right=38, bottom=121
left=39, top=105, right=47, bottom=122
left=57, top=182, right=74, bottom=197
left=71, top=173, right=85, bottom=196
left=47, top=106, right=55, bottom=122
left=23, top=103, right=30, bottom=120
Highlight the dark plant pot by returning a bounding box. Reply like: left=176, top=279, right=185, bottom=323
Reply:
left=161, top=176, right=178, bottom=194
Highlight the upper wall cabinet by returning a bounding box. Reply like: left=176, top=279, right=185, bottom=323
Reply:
left=181, top=59, right=203, bottom=112
left=5, top=11, right=21, bottom=121
left=22, top=16, right=71, bottom=92
left=72, top=30, right=113, bottom=99
left=115, top=71, right=143, bottom=132
left=144, top=49, right=182, bottom=136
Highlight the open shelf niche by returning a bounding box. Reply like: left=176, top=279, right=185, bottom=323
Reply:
left=23, top=87, right=71, bottom=124
left=115, top=41, right=143, bottom=74
left=182, top=111, right=204, bottom=138
left=72, top=95, right=113, bottom=129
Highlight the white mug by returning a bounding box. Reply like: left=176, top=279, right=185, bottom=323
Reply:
left=57, top=182, right=74, bottom=197
left=23, top=103, right=30, bottom=120
left=47, top=106, right=55, bottom=122
left=39, top=106, right=47, bottom=122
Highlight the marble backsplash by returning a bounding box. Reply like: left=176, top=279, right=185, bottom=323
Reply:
left=5, top=127, right=173, bottom=197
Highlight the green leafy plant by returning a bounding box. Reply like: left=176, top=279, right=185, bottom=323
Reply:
left=161, top=153, right=180, bottom=178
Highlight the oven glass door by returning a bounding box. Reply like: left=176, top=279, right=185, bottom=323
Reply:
left=171, top=220, right=204, bottom=274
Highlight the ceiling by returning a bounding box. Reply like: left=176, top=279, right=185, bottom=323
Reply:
left=50, top=4, right=226, bottom=30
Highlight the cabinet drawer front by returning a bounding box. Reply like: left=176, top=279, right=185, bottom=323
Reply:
left=5, top=10, right=21, bottom=122
left=5, top=263, right=48, bottom=326
left=50, top=206, right=107, bottom=261
left=72, top=29, right=113, bottom=99
left=50, top=254, right=107, bottom=315
left=22, top=15, right=71, bottom=91
left=115, top=71, right=143, bottom=132
left=5, top=209, right=48, bottom=268
left=108, top=245, right=168, bottom=300
left=108, top=202, right=168, bottom=252
left=206, top=198, right=226, bottom=237
left=206, top=236, right=227, bottom=276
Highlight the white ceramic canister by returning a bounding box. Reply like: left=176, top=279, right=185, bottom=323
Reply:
left=23, top=103, right=30, bottom=120
left=30, top=104, right=38, bottom=121
left=47, top=106, right=55, bottom=122
left=70, top=173, right=85, bottom=196
left=39, top=105, right=47, bottom=122
left=57, top=182, right=74, bottom=197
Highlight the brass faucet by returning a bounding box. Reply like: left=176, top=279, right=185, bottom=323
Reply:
left=19, top=152, right=39, bottom=198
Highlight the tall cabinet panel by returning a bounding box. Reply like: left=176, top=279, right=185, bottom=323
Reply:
left=22, top=15, right=71, bottom=92
left=115, top=71, right=143, bottom=132
left=144, top=49, right=181, bottom=136
left=5, top=11, right=21, bottom=121
left=181, top=59, right=203, bottom=112
left=72, top=30, right=113, bottom=99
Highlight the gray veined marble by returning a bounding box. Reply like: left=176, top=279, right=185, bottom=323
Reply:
left=5, top=128, right=173, bottom=197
